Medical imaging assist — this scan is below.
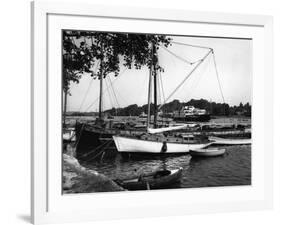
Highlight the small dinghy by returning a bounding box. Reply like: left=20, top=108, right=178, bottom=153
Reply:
left=209, top=136, right=251, bottom=145
left=115, top=168, right=183, bottom=190
left=189, top=148, right=225, bottom=157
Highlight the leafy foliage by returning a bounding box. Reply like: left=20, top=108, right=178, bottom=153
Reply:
left=62, top=31, right=172, bottom=93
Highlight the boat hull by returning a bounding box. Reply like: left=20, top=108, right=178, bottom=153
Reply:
left=118, top=168, right=183, bottom=190
left=208, top=136, right=251, bottom=145
left=75, top=123, right=116, bottom=160
left=173, top=114, right=211, bottom=122
left=113, top=136, right=211, bottom=154
left=189, top=148, right=225, bottom=157
left=75, top=122, right=145, bottom=160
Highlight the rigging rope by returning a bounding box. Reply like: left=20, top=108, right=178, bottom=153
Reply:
left=159, top=71, right=165, bottom=107
left=171, top=41, right=212, bottom=50
left=78, top=78, right=94, bottom=111
left=81, top=140, right=112, bottom=159
left=104, top=78, right=115, bottom=110
left=212, top=52, right=225, bottom=104
left=84, top=68, right=127, bottom=112
left=78, top=61, right=100, bottom=111
left=108, top=76, right=121, bottom=109
left=158, top=49, right=212, bottom=110
left=160, top=46, right=194, bottom=65
left=160, top=44, right=225, bottom=114
left=184, top=54, right=211, bottom=100
left=157, top=71, right=166, bottom=125
left=157, top=72, right=161, bottom=105
left=86, top=140, right=113, bottom=162
left=136, top=70, right=149, bottom=105
left=162, top=42, right=225, bottom=108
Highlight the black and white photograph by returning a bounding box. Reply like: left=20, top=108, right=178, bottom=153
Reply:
left=1, top=0, right=278, bottom=224
left=62, top=30, right=252, bottom=193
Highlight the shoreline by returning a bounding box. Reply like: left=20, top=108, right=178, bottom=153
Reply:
left=63, top=153, right=124, bottom=194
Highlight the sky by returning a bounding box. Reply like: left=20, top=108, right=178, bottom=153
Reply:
left=66, top=35, right=252, bottom=112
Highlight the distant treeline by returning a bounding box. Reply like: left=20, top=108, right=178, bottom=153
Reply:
left=66, top=99, right=251, bottom=117
left=66, top=111, right=98, bottom=117
left=104, top=99, right=251, bottom=117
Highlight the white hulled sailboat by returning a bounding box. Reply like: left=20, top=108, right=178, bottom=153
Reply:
left=113, top=134, right=212, bottom=154
left=113, top=43, right=214, bottom=154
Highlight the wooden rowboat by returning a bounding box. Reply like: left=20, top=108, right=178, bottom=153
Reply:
left=209, top=136, right=251, bottom=145
left=115, top=168, right=183, bottom=190
left=189, top=148, right=225, bottom=157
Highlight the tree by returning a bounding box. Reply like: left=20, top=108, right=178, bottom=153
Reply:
left=62, top=31, right=172, bottom=92
left=62, top=31, right=172, bottom=125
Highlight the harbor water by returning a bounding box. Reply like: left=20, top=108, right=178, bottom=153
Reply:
left=80, top=145, right=251, bottom=189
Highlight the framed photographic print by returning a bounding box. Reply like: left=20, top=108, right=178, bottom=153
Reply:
left=31, top=1, right=273, bottom=224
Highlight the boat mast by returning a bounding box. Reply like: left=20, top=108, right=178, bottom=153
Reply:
left=153, top=43, right=158, bottom=128
left=98, top=44, right=104, bottom=120
left=146, top=43, right=154, bottom=129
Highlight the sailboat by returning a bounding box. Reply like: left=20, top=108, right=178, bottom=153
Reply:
left=112, top=43, right=214, bottom=154
left=74, top=38, right=232, bottom=158
left=113, top=134, right=212, bottom=154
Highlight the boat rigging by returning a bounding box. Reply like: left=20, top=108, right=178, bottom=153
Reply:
left=73, top=36, right=230, bottom=157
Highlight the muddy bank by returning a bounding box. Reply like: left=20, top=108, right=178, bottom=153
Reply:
left=63, top=154, right=124, bottom=193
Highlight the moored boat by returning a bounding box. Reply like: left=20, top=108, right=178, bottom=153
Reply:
left=75, top=120, right=150, bottom=159
left=115, top=168, right=183, bottom=190
left=113, top=135, right=212, bottom=154
left=189, top=148, right=226, bottom=157
left=173, top=106, right=211, bottom=122
left=208, top=136, right=251, bottom=145
left=112, top=44, right=216, bottom=154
